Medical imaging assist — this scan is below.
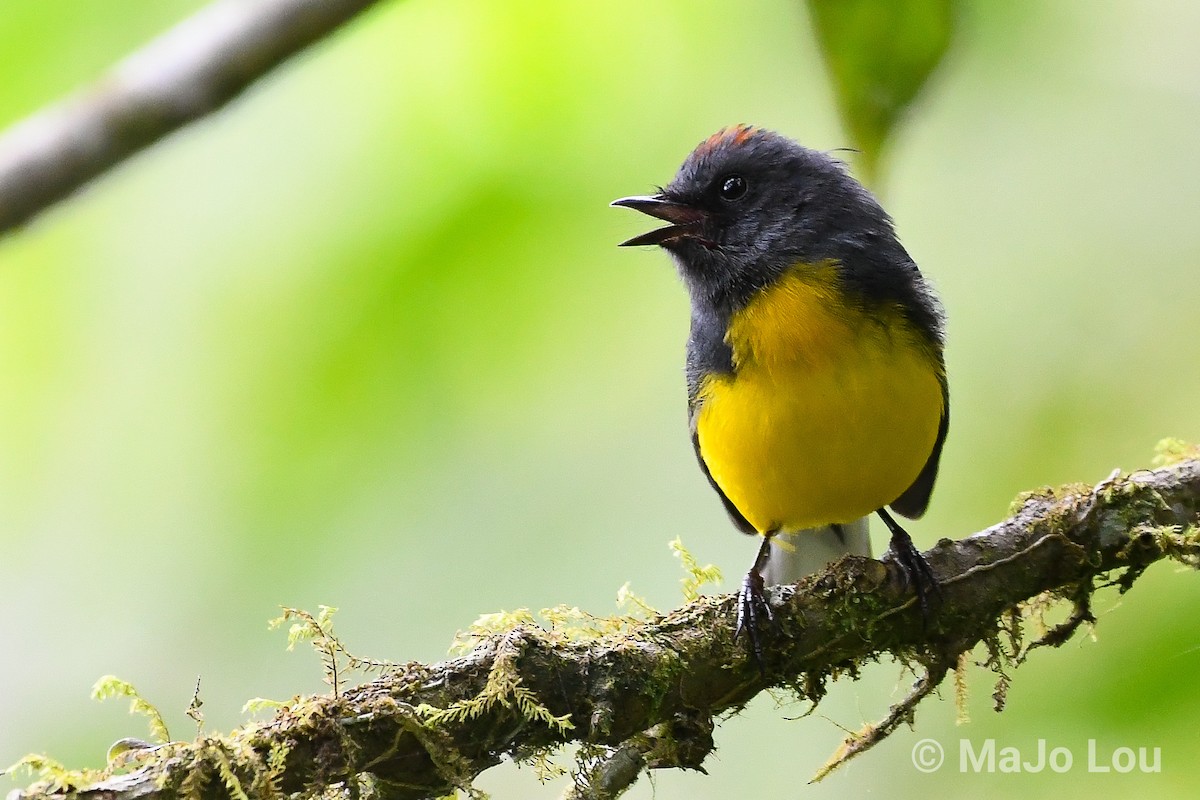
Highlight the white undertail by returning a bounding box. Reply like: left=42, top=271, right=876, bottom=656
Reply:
left=761, top=516, right=871, bottom=585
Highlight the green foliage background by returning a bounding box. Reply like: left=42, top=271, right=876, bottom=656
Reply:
left=2, top=0, right=1200, bottom=796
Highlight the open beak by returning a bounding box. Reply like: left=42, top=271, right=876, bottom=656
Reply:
left=611, top=194, right=708, bottom=247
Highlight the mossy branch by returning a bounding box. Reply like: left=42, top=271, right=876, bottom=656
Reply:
left=11, top=457, right=1200, bottom=800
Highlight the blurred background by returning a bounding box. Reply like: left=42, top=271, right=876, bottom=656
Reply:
left=2, top=0, right=1199, bottom=796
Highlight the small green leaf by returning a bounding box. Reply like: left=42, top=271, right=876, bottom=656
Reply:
left=806, top=0, right=955, bottom=181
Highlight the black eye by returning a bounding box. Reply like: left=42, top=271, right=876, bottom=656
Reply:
left=718, top=175, right=747, bottom=202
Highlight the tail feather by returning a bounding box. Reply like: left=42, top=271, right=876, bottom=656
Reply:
left=761, top=517, right=871, bottom=586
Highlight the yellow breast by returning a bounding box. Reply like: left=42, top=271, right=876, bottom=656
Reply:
left=695, top=263, right=944, bottom=533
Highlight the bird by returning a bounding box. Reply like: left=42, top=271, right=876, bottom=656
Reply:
left=612, top=125, right=947, bottom=664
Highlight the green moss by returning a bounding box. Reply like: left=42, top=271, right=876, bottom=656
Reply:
left=1152, top=437, right=1200, bottom=466
left=2, top=754, right=106, bottom=797
left=91, top=675, right=172, bottom=744
left=418, top=637, right=574, bottom=735
left=669, top=537, right=723, bottom=602
left=1007, top=482, right=1095, bottom=517
left=1147, top=523, right=1200, bottom=569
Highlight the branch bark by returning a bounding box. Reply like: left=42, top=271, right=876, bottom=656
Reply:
left=12, top=459, right=1200, bottom=800
left=0, top=0, right=384, bottom=235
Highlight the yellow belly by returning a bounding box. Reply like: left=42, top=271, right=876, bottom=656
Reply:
left=695, top=264, right=943, bottom=533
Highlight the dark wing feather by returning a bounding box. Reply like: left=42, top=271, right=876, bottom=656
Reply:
left=690, top=425, right=756, bottom=534
left=888, top=374, right=949, bottom=519
left=685, top=307, right=756, bottom=534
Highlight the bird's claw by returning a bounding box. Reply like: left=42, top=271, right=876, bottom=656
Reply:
left=889, top=533, right=942, bottom=623
left=734, top=568, right=773, bottom=673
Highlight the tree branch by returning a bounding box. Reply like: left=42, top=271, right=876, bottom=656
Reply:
left=11, top=459, right=1200, bottom=800
left=0, top=0, right=384, bottom=235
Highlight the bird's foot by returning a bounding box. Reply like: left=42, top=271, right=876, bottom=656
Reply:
left=878, top=508, right=942, bottom=624
left=891, top=535, right=941, bottom=622
left=734, top=565, right=773, bottom=673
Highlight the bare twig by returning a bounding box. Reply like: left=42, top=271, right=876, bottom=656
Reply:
left=0, top=0, right=385, bottom=234
left=11, top=459, right=1200, bottom=800
left=810, top=660, right=950, bottom=782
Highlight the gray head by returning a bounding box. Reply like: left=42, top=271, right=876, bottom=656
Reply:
left=613, top=125, right=918, bottom=318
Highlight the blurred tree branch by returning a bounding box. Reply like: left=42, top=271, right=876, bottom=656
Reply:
left=0, top=0, right=384, bottom=235
left=11, top=458, right=1200, bottom=800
